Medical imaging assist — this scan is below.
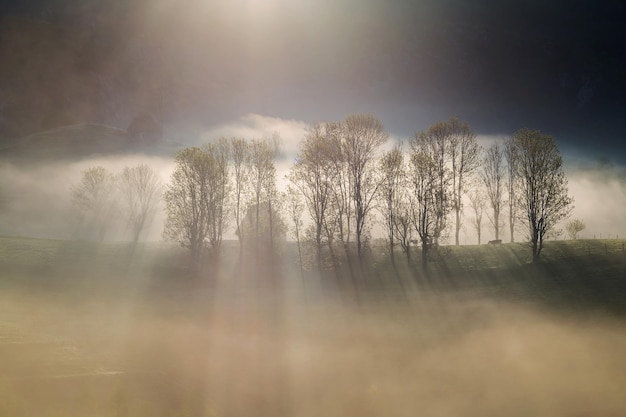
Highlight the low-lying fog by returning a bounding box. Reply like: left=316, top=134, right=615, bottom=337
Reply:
left=1, top=148, right=624, bottom=242
left=1, top=285, right=625, bottom=417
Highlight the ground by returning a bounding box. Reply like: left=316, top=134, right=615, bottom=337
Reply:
left=0, top=236, right=625, bottom=417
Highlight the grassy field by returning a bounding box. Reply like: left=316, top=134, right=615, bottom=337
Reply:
left=0, top=236, right=625, bottom=417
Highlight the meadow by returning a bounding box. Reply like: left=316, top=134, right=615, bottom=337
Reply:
left=0, top=235, right=625, bottom=417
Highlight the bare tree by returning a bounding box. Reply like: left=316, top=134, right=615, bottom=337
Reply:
left=118, top=164, right=162, bottom=243
left=415, top=121, right=449, bottom=245
left=230, top=137, right=249, bottom=256
left=288, top=123, right=336, bottom=269
left=448, top=118, right=480, bottom=246
left=393, top=198, right=413, bottom=263
left=468, top=188, right=486, bottom=244
left=285, top=185, right=305, bottom=278
left=565, top=218, right=585, bottom=240
left=71, top=166, right=117, bottom=241
left=378, top=145, right=405, bottom=264
left=163, top=148, right=211, bottom=265
left=326, top=122, right=353, bottom=257
left=513, top=129, right=573, bottom=262
left=408, top=137, right=448, bottom=272
left=203, top=139, right=231, bottom=256
left=343, top=114, right=389, bottom=259
left=247, top=138, right=278, bottom=252
left=482, top=142, right=505, bottom=241
left=504, top=137, right=519, bottom=242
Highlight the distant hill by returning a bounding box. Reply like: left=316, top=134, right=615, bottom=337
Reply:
left=0, top=124, right=178, bottom=161
left=0, top=14, right=172, bottom=140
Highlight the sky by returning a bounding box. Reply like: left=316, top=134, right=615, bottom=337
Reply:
left=1, top=0, right=625, bottom=160
left=0, top=0, right=625, bottom=241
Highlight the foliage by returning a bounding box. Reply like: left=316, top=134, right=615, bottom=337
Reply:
left=378, top=145, right=406, bottom=263
left=288, top=123, right=338, bottom=268
left=414, top=121, right=450, bottom=245
left=342, top=114, right=389, bottom=259
left=513, top=129, right=573, bottom=262
left=163, top=146, right=230, bottom=264
left=565, top=218, right=585, bottom=240
left=408, top=137, right=447, bottom=271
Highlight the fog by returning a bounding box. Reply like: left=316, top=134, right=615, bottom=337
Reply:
left=2, top=274, right=625, bottom=417
left=0, top=153, right=173, bottom=241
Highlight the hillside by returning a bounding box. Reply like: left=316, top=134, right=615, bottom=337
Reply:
left=0, top=123, right=179, bottom=161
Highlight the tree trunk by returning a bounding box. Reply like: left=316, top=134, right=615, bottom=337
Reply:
left=509, top=205, right=515, bottom=243
left=494, top=208, right=500, bottom=240
left=531, top=230, right=539, bottom=263
left=268, top=200, right=274, bottom=253
left=421, top=239, right=429, bottom=274
left=455, top=209, right=461, bottom=245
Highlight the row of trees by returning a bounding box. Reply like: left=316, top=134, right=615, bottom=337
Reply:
left=162, top=137, right=285, bottom=265
left=71, top=114, right=573, bottom=269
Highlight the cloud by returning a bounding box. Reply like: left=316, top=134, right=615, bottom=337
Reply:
left=201, top=113, right=309, bottom=159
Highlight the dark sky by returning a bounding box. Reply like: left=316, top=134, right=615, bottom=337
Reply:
left=2, top=0, right=626, bottom=162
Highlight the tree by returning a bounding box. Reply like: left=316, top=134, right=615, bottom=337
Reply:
left=247, top=138, right=278, bottom=254
left=448, top=118, right=480, bottom=245
left=415, top=121, right=449, bottom=245
left=284, top=186, right=305, bottom=277
left=325, top=121, right=352, bottom=258
left=393, top=198, right=413, bottom=263
left=504, top=137, right=519, bottom=242
left=240, top=200, right=287, bottom=257
left=378, top=145, right=405, bottom=265
left=343, top=114, right=389, bottom=259
left=288, top=123, right=336, bottom=269
left=71, top=166, right=117, bottom=241
left=118, top=164, right=162, bottom=243
left=513, top=129, right=573, bottom=262
left=163, top=147, right=228, bottom=265
left=482, top=142, right=505, bottom=241
left=230, top=137, right=249, bottom=256
left=204, top=139, right=231, bottom=255
left=468, top=188, right=486, bottom=244
left=408, top=136, right=447, bottom=272
left=565, top=218, right=585, bottom=240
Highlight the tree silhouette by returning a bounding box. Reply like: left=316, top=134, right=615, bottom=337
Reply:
left=378, top=145, right=405, bottom=265
left=118, top=164, right=162, bottom=243
left=448, top=118, right=480, bottom=246
left=513, top=129, right=573, bottom=262
left=565, top=218, right=585, bottom=240
left=343, top=114, right=389, bottom=260
left=482, top=143, right=505, bottom=241
left=71, top=166, right=117, bottom=241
